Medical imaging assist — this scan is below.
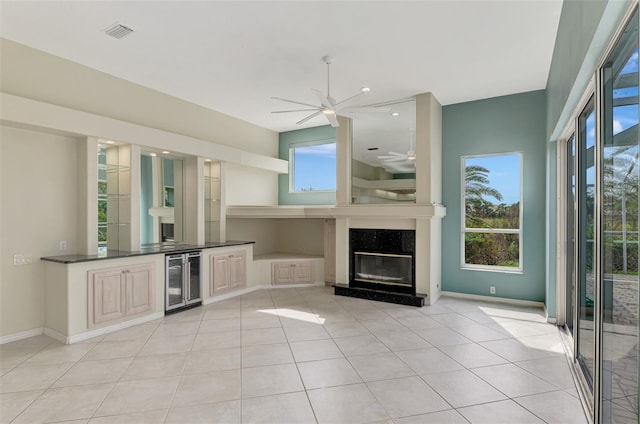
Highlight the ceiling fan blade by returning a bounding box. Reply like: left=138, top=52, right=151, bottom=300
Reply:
left=388, top=151, right=405, bottom=156
left=271, top=97, right=320, bottom=109
left=335, top=90, right=367, bottom=107
left=340, top=106, right=391, bottom=114
left=383, top=157, right=408, bottom=162
left=271, top=108, right=320, bottom=114
left=296, top=111, right=323, bottom=125
left=311, top=89, right=334, bottom=109
left=325, top=112, right=340, bottom=127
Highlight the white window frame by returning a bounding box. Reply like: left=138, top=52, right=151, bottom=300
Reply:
left=288, top=139, right=336, bottom=193
left=461, top=152, right=524, bottom=273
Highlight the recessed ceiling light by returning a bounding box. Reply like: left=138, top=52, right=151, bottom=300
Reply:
left=205, top=159, right=212, bottom=162
left=105, top=140, right=115, bottom=144
left=149, top=153, right=157, bottom=157
left=322, top=109, right=335, bottom=115
left=361, top=87, right=371, bottom=93
left=162, top=151, right=170, bottom=154
left=391, top=112, right=400, bottom=117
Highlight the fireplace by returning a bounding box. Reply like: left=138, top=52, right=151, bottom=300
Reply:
left=350, top=229, right=415, bottom=295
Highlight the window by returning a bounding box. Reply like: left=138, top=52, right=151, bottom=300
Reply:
left=462, top=153, right=523, bottom=272
left=289, top=141, right=336, bottom=192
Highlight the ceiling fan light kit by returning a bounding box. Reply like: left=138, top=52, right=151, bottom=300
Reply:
left=271, top=55, right=385, bottom=128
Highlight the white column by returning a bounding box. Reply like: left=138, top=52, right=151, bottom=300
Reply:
left=336, top=115, right=352, bottom=206
left=335, top=217, right=350, bottom=284
left=415, top=93, right=445, bottom=303
left=77, top=137, right=99, bottom=255
left=415, top=93, right=443, bottom=204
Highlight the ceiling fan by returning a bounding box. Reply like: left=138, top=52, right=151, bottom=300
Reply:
left=271, top=56, right=385, bottom=127
left=378, top=129, right=416, bottom=163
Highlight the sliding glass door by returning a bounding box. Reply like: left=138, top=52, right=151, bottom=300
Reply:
left=565, top=8, right=638, bottom=423
left=577, top=97, right=597, bottom=389
left=599, top=10, right=638, bottom=423
left=567, top=134, right=576, bottom=336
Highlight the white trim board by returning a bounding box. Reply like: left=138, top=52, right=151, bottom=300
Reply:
left=0, top=93, right=287, bottom=174
left=202, top=282, right=325, bottom=305
left=45, top=312, right=164, bottom=345
left=0, top=327, right=44, bottom=345
left=440, top=291, right=545, bottom=309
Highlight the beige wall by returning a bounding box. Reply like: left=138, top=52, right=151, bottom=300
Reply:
left=225, top=164, right=278, bottom=206
left=1, top=126, right=80, bottom=336
left=226, top=218, right=325, bottom=257
left=275, top=219, right=324, bottom=256
left=0, top=39, right=278, bottom=157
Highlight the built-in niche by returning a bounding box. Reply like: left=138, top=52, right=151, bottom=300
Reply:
left=351, top=97, right=416, bottom=204
left=140, top=153, right=184, bottom=245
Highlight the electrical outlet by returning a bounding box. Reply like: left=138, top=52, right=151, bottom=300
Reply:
left=59, top=240, right=68, bottom=250
left=13, top=254, right=32, bottom=265
left=490, top=286, right=496, bottom=295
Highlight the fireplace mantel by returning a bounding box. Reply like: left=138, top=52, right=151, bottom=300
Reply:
left=226, top=204, right=446, bottom=220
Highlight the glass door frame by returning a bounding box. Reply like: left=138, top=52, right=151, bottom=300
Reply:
left=557, top=5, right=639, bottom=422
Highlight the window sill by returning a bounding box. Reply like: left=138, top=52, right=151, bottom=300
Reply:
left=461, top=265, right=523, bottom=275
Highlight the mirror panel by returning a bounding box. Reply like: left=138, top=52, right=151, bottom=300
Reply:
left=140, top=153, right=184, bottom=245
left=351, top=98, right=416, bottom=204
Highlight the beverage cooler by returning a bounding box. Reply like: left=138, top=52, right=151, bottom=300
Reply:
left=165, top=251, right=201, bottom=313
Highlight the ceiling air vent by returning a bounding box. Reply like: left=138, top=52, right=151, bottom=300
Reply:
left=104, top=23, right=134, bottom=39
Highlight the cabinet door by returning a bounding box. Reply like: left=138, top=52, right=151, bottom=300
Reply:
left=293, top=262, right=313, bottom=283
left=229, top=251, right=246, bottom=289
left=124, top=264, right=154, bottom=316
left=211, top=254, right=231, bottom=294
left=272, top=262, right=295, bottom=285
left=89, top=267, right=125, bottom=326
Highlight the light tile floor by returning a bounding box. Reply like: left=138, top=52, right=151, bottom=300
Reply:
left=0, top=286, right=588, bottom=424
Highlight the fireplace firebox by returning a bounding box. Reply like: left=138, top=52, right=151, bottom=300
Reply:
left=349, top=229, right=415, bottom=295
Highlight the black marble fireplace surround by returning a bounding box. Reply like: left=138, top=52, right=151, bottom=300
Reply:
left=334, top=228, right=424, bottom=307
left=350, top=228, right=416, bottom=295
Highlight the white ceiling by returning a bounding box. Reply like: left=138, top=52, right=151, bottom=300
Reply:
left=0, top=0, right=562, bottom=135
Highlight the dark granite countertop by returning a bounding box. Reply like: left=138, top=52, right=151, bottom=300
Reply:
left=41, top=240, right=255, bottom=264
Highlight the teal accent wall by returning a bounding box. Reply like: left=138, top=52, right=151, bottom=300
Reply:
left=140, top=155, right=153, bottom=245
left=546, top=0, right=608, bottom=140
left=544, top=0, right=629, bottom=317
left=441, top=90, right=547, bottom=302
left=278, top=125, right=336, bottom=205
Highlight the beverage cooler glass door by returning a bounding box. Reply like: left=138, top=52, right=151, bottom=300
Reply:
left=186, top=252, right=201, bottom=304
left=166, top=254, right=185, bottom=310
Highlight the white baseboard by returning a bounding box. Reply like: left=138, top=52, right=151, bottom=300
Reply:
left=7, top=283, right=328, bottom=345
left=203, top=285, right=264, bottom=305
left=202, top=282, right=325, bottom=306
left=43, top=327, right=68, bottom=344
left=440, top=291, right=545, bottom=309
left=0, top=327, right=44, bottom=345
left=543, top=304, right=558, bottom=324
left=45, top=312, right=164, bottom=345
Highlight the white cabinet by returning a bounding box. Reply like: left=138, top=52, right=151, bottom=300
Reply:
left=88, top=263, right=155, bottom=327
left=124, top=264, right=155, bottom=315
left=211, top=250, right=246, bottom=295
left=271, top=261, right=313, bottom=285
